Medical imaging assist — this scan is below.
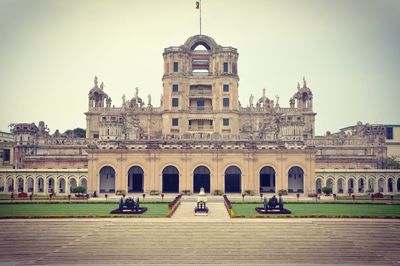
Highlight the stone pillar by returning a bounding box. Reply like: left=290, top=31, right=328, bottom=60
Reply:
left=354, top=179, right=359, bottom=195
left=66, top=179, right=70, bottom=194
left=23, top=177, right=28, bottom=193
left=383, top=178, right=388, bottom=194
left=44, top=179, right=48, bottom=194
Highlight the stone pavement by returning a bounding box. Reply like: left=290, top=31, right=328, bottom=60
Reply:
left=0, top=201, right=400, bottom=265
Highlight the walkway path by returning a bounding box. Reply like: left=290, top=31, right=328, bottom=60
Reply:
left=1, top=201, right=400, bottom=265
left=172, top=201, right=229, bottom=221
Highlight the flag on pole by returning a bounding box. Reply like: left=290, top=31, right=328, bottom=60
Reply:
left=196, top=1, right=200, bottom=9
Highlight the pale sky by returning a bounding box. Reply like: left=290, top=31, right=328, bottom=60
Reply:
left=0, top=0, right=399, bottom=135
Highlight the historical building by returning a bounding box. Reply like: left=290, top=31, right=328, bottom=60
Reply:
left=1, top=35, right=399, bottom=196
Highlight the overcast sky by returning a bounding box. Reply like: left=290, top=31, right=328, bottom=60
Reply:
left=0, top=0, right=399, bottom=135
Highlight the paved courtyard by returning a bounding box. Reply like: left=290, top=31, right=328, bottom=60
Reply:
left=0, top=202, right=400, bottom=265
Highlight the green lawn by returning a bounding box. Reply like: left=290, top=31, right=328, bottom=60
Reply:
left=231, top=203, right=400, bottom=218
left=0, top=203, right=170, bottom=218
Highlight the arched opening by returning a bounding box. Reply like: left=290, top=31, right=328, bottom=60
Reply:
left=348, top=178, right=355, bottom=194
left=99, top=166, right=116, bottom=193
left=69, top=178, right=77, bottom=193
left=316, top=178, right=322, bottom=194
left=27, top=177, right=34, bottom=193
left=193, top=166, right=210, bottom=193
left=326, top=178, right=334, bottom=190
left=7, top=178, right=13, bottom=192
left=128, top=166, right=144, bottom=193
left=162, top=166, right=179, bottom=193
left=288, top=166, right=304, bottom=193
left=388, top=178, right=394, bottom=193
left=0, top=177, right=4, bottom=192
left=358, top=178, right=365, bottom=193
left=47, top=177, right=55, bottom=193
left=80, top=178, right=87, bottom=189
left=398, top=178, right=400, bottom=192
left=58, top=178, right=66, bottom=193
left=37, top=177, right=44, bottom=192
left=17, top=177, right=24, bottom=192
left=337, top=179, right=344, bottom=194
left=224, top=166, right=241, bottom=193
left=378, top=178, right=385, bottom=193
left=368, top=178, right=375, bottom=193
left=259, top=166, right=275, bottom=193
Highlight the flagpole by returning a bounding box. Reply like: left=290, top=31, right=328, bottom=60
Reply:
left=199, top=0, right=202, bottom=35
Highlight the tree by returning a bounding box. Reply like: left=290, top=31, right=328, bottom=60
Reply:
left=321, top=186, right=332, bottom=196
left=385, top=155, right=400, bottom=169
left=72, top=186, right=86, bottom=194
left=63, top=128, right=86, bottom=138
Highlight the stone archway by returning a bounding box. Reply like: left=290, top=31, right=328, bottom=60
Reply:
left=259, top=166, right=275, bottom=193
left=337, top=179, right=345, bottom=194
left=58, top=178, right=66, bottom=193
left=224, top=166, right=241, bottom=193
left=288, top=166, right=304, bottom=193
left=128, top=166, right=144, bottom=193
left=162, top=166, right=179, bottom=193
left=388, top=178, right=394, bottom=193
left=47, top=177, right=55, bottom=193
left=99, top=166, right=116, bottom=194
left=348, top=178, right=355, bottom=194
left=37, top=177, right=44, bottom=193
left=0, top=177, right=4, bottom=192
left=17, top=177, right=24, bottom=192
left=80, top=178, right=87, bottom=190
left=358, top=178, right=365, bottom=193
left=27, top=177, right=34, bottom=193
left=7, top=178, right=14, bottom=192
left=316, top=178, right=322, bottom=194
left=193, top=166, right=210, bottom=193
left=378, top=178, right=385, bottom=193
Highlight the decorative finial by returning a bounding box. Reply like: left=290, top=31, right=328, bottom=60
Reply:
left=94, top=76, right=98, bottom=87
left=134, top=87, right=139, bottom=99
left=275, top=95, right=280, bottom=106
left=100, top=82, right=104, bottom=90
left=297, top=82, right=300, bottom=90
left=303, top=76, right=307, bottom=88
left=262, top=88, right=266, bottom=98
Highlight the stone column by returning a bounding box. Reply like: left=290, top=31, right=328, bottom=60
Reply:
left=23, top=177, right=28, bottom=193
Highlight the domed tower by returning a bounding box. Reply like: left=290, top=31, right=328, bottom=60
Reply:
left=85, top=76, right=111, bottom=139
left=161, top=35, right=240, bottom=136
left=291, top=77, right=316, bottom=139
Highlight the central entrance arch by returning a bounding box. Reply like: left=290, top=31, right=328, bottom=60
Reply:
left=225, top=166, right=241, bottom=193
left=193, top=166, right=210, bottom=193
left=162, top=166, right=179, bottom=193
left=128, top=166, right=144, bottom=193
left=259, top=166, right=276, bottom=193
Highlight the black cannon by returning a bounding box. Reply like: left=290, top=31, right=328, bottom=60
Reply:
left=256, top=195, right=291, bottom=214
left=111, top=196, right=147, bottom=214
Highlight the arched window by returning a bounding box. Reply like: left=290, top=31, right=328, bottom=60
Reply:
left=224, top=166, right=241, bottom=193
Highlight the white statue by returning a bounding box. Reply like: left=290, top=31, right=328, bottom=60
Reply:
left=275, top=95, right=280, bottom=106
left=94, top=76, right=98, bottom=87
left=249, top=94, right=254, bottom=106
left=147, top=94, right=152, bottom=106
left=122, top=94, right=126, bottom=106
left=100, top=82, right=104, bottom=90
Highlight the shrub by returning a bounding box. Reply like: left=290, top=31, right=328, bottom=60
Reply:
left=18, top=192, right=28, bottom=198
left=244, top=190, right=255, bottom=196
left=115, top=190, right=125, bottom=196
left=150, top=190, right=160, bottom=196
left=72, top=186, right=87, bottom=194
left=373, top=192, right=384, bottom=199
left=322, top=186, right=332, bottom=196
left=181, top=190, right=192, bottom=195
left=278, top=189, right=288, bottom=195
left=213, top=189, right=223, bottom=196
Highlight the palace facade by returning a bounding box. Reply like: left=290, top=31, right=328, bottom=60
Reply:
left=1, top=35, right=399, bottom=196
